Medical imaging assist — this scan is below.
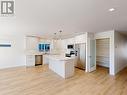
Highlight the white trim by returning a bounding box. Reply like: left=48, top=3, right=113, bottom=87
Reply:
left=90, top=66, right=96, bottom=72
left=95, top=30, right=115, bottom=75
left=86, top=33, right=96, bottom=73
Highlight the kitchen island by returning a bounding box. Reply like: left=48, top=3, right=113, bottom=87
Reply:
left=48, top=55, right=75, bottom=79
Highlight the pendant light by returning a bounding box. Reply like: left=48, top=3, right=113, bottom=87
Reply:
left=53, top=33, right=57, bottom=40
left=59, top=30, right=62, bottom=40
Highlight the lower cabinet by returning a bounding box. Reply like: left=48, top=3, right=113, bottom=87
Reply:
left=43, top=55, right=49, bottom=64
left=26, top=55, right=35, bottom=66
left=26, top=55, right=43, bottom=66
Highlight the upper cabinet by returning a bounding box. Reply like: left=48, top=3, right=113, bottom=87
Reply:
left=60, top=38, right=75, bottom=50
left=26, top=37, right=39, bottom=50
left=67, top=38, right=75, bottom=45
left=75, top=34, right=87, bottom=44
left=60, top=34, right=87, bottom=50
left=26, top=37, right=52, bottom=51
left=25, top=34, right=87, bottom=51
left=39, top=39, right=51, bottom=44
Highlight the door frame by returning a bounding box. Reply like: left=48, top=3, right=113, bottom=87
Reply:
left=86, top=31, right=115, bottom=75
left=94, top=31, right=115, bottom=75
left=95, top=38, right=110, bottom=71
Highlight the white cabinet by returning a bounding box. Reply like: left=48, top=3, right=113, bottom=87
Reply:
left=49, top=58, right=75, bottom=79
left=43, top=55, right=49, bottom=64
left=67, top=38, right=75, bottom=45
left=26, top=55, right=35, bottom=66
left=26, top=37, right=39, bottom=50
left=61, top=37, right=75, bottom=50
left=75, top=34, right=86, bottom=44
left=39, top=39, right=51, bottom=44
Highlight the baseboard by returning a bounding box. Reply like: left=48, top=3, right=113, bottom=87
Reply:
left=115, top=65, right=127, bottom=75
left=97, top=65, right=109, bottom=69
left=90, top=66, right=96, bottom=72
left=0, top=65, right=26, bottom=70
left=97, top=64, right=109, bottom=68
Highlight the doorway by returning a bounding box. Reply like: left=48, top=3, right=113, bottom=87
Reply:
left=96, top=38, right=110, bottom=73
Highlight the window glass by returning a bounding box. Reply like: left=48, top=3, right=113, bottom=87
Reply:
left=38, top=44, right=50, bottom=52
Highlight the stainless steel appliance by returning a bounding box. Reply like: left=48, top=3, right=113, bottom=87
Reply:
left=75, top=44, right=86, bottom=70
left=35, top=55, right=43, bottom=66
left=67, top=44, right=74, bottom=49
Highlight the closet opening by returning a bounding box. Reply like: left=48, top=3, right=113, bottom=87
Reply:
left=96, top=38, right=110, bottom=73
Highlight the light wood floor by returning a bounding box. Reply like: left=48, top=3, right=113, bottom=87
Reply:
left=0, top=65, right=127, bottom=95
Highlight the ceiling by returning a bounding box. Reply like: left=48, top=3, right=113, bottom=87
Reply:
left=0, top=0, right=127, bottom=37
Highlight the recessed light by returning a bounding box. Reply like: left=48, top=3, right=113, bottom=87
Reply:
left=109, top=8, right=115, bottom=12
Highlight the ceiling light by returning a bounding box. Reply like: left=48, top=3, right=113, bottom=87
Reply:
left=53, top=30, right=63, bottom=40
left=53, top=33, right=57, bottom=40
left=109, top=8, right=115, bottom=12
left=59, top=30, right=62, bottom=40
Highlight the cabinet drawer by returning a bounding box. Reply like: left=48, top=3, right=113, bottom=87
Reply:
left=27, top=55, right=34, bottom=58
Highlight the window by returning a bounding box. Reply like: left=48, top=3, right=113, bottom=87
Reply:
left=38, top=44, right=50, bottom=52
left=45, top=44, right=50, bottom=52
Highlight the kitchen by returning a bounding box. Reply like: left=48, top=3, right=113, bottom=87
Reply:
left=25, top=33, right=87, bottom=78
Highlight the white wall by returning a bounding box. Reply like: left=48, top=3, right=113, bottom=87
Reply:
left=95, top=30, right=127, bottom=75
left=95, top=30, right=115, bottom=75
left=0, top=35, right=26, bottom=69
left=114, top=32, right=127, bottom=74
left=0, top=2, right=45, bottom=69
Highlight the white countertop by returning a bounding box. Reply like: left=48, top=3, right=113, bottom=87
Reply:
left=25, top=50, right=75, bottom=61
left=47, top=55, right=75, bottom=61
left=25, top=50, right=61, bottom=56
left=26, top=51, right=43, bottom=55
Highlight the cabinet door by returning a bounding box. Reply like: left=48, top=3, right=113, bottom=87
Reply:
left=26, top=37, right=39, bottom=50
left=26, top=55, right=35, bottom=66
left=43, top=55, right=49, bottom=64
left=68, top=38, right=75, bottom=44
left=75, top=34, right=86, bottom=44
left=75, top=35, right=81, bottom=44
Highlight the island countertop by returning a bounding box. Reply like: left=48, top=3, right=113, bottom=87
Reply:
left=48, top=55, right=75, bottom=79
left=47, top=55, right=75, bottom=61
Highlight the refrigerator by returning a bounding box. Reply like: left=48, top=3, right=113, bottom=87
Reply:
left=75, top=44, right=86, bottom=70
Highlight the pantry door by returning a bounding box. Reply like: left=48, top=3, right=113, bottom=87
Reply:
left=86, top=38, right=96, bottom=72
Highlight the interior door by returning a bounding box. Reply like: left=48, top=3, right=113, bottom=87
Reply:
left=86, top=38, right=96, bottom=72
left=89, top=39, right=96, bottom=72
